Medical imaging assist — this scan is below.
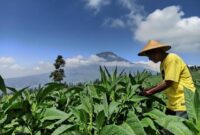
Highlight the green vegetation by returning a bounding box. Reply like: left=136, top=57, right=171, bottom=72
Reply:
left=146, top=69, right=200, bottom=86
left=191, top=70, right=200, bottom=84
left=0, top=68, right=200, bottom=135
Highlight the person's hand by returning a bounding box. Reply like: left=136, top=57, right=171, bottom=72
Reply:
left=139, top=88, right=151, bottom=96
left=139, top=82, right=169, bottom=96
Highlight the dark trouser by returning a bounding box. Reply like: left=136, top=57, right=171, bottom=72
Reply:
left=165, top=108, right=188, bottom=119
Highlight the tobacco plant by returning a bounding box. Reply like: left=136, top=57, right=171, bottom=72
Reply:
left=0, top=67, right=200, bottom=135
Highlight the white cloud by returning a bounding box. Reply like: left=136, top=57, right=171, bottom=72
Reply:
left=10, top=64, right=25, bottom=70
left=102, top=0, right=144, bottom=29
left=100, top=61, right=133, bottom=67
left=103, top=18, right=125, bottom=28
left=65, top=54, right=134, bottom=68
left=0, top=57, right=25, bottom=78
left=32, top=61, right=53, bottom=72
left=135, top=6, right=200, bottom=52
left=64, top=55, right=103, bottom=68
left=84, top=0, right=200, bottom=53
left=135, top=61, right=160, bottom=72
left=84, top=0, right=144, bottom=27
left=85, top=0, right=111, bottom=14
left=0, top=57, right=15, bottom=65
left=0, top=57, right=54, bottom=78
left=118, top=0, right=144, bottom=15
left=0, top=55, right=159, bottom=79
left=33, top=66, right=41, bottom=71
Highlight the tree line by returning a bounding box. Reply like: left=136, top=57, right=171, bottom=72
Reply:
left=189, top=65, right=200, bottom=71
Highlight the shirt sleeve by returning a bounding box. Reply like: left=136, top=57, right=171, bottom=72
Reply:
left=164, top=58, right=181, bottom=82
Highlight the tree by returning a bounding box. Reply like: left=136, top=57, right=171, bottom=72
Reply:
left=50, top=55, right=66, bottom=83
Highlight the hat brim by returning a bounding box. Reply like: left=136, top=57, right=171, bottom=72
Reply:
left=138, top=46, right=171, bottom=56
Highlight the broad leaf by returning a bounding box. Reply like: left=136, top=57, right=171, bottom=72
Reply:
left=51, top=125, right=73, bottom=135
left=109, top=101, right=120, bottom=116
left=0, top=75, right=6, bottom=94
left=96, top=110, right=105, bottom=130
left=100, top=125, right=131, bottom=135
left=42, top=107, right=71, bottom=121
left=145, top=109, right=193, bottom=135
left=141, top=117, right=159, bottom=134
left=122, top=111, right=146, bottom=135
left=37, top=83, right=64, bottom=103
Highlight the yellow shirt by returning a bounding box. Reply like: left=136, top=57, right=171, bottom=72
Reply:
left=160, top=53, right=195, bottom=111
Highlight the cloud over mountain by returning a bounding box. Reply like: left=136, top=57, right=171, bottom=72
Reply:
left=1, top=52, right=156, bottom=79
left=4, top=52, right=157, bottom=88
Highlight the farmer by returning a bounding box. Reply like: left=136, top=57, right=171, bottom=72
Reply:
left=138, top=40, right=196, bottom=118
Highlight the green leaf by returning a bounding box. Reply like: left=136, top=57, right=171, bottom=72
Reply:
left=79, top=109, right=88, bottom=124
left=100, top=125, right=131, bottom=135
left=51, top=125, right=73, bottom=135
left=6, top=87, right=17, bottom=93
left=35, top=131, right=41, bottom=135
left=4, top=87, right=27, bottom=112
left=144, top=109, right=165, bottom=120
left=183, top=120, right=199, bottom=134
left=122, top=111, right=146, bottom=135
left=184, top=88, right=197, bottom=122
left=60, top=131, right=82, bottom=135
left=96, top=110, right=105, bottom=130
left=194, top=88, right=200, bottom=126
left=94, top=104, right=104, bottom=114
left=104, top=66, right=111, bottom=80
left=94, top=85, right=107, bottom=94
left=70, top=107, right=80, bottom=119
left=80, top=95, right=92, bottom=114
left=0, top=75, right=6, bottom=94
left=46, top=119, right=67, bottom=130
left=14, top=126, right=31, bottom=134
left=150, top=95, right=166, bottom=106
left=103, top=94, right=109, bottom=118
left=0, top=114, right=7, bottom=124
left=42, top=107, right=71, bottom=121
left=112, top=66, right=118, bottom=81
left=100, top=66, right=107, bottom=83
left=145, top=109, right=193, bottom=135
left=66, top=87, right=83, bottom=94
left=9, top=87, right=27, bottom=102
left=5, top=101, right=23, bottom=112
left=70, top=107, right=88, bottom=124
left=141, top=117, right=159, bottom=134
left=129, top=74, right=136, bottom=85
left=36, top=83, right=64, bottom=103
left=129, top=84, right=141, bottom=95
left=129, top=95, right=148, bottom=102
left=119, top=68, right=125, bottom=76
left=108, top=102, right=120, bottom=115
left=4, top=118, right=19, bottom=128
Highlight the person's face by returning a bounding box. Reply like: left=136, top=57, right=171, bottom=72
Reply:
left=146, top=50, right=161, bottom=63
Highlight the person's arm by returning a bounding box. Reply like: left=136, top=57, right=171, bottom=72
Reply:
left=141, top=80, right=173, bottom=96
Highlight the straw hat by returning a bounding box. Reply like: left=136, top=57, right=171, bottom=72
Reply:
left=138, top=40, right=171, bottom=56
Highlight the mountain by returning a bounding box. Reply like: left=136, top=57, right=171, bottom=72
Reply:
left=96, top=52, right=131, bottom=63
left=4, top=52, right=156, bottom=89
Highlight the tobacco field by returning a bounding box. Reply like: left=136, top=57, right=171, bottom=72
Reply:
left=0, top=67, right=200, bottom=135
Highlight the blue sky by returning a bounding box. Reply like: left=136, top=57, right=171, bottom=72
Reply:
left=0, top=0, right=200, bottom=78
